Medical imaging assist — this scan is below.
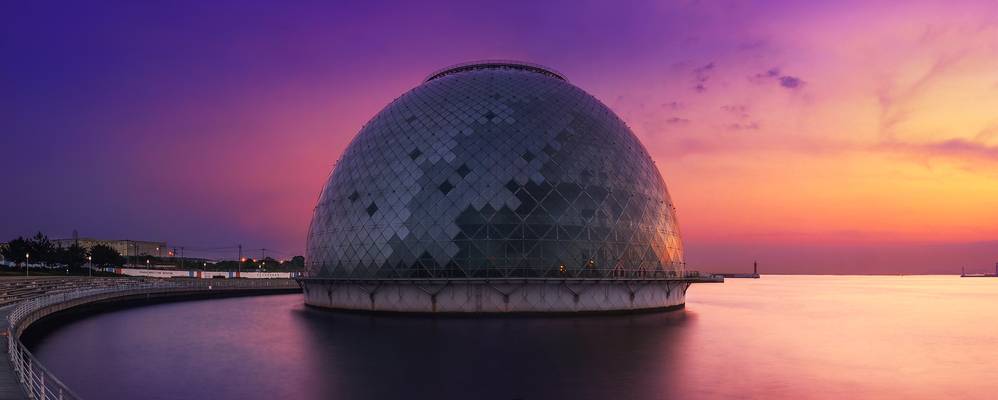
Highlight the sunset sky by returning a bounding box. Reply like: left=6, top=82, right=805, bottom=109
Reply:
left=3, top=0, right=996, bottom=273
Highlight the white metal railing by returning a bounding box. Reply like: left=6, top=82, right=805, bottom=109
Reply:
left=6, top=282, right=160, bottom=400
left=298, top=269, right=724, bottom=282
left=5, top=278, right=301, bottom=399
left=8, top=332, right=83, bottom=400
left=6, top=282, right=162, bottom=326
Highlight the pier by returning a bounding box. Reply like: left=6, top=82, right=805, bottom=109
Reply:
left=960, top=263, right=998, bottom=278
left=715, top=262, right=761, bottom=279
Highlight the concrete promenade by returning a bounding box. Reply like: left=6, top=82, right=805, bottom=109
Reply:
left=1, top=277, right=301, bottom=400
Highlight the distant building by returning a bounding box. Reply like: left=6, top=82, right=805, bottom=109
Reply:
left=53, top=238, right=166, bottom=258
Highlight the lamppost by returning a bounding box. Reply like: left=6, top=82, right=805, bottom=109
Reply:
left=25, top=253, right=29, bottom=277
left=88, top=255, right=92, bottom=277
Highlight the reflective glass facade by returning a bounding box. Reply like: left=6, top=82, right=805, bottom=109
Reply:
left=307, top=62, right=684, bottom=279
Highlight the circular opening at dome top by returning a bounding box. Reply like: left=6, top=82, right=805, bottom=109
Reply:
left=424, top=60, right=567, bottom=83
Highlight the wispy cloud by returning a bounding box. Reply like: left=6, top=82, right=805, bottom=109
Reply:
left=753, top=68, right=780, bottom=79
left=727, top=122, right=760, bottom=131
left=779, top=76, right=804, bottom=89
left=662, top=101, right=685, bottom=110
left=975, top=124, right=998, bottom=142
left=693, top=62, right=715, bottom=93
left=877, top=138, right=998, bottom=162
left=721, top=104, right=750, bottom=119
left=750, top=67, right=805, bottom=90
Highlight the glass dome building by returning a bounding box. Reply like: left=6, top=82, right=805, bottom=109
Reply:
left=301, top=61, right=719, bottom=313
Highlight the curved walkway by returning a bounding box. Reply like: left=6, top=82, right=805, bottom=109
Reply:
left=1, top=278, right=301, bottom=400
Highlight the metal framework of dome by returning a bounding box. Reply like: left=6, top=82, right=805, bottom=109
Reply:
left=299, top=61, right=721, bottom=313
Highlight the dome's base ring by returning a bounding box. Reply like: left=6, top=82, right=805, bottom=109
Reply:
left=298, top=277, right=717, bottom=313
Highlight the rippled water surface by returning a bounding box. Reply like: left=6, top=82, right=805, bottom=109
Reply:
left=28, top=276, right=998, bottom=399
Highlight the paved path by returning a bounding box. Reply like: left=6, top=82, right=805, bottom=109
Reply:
left=0, top=304, right=28, bottom=400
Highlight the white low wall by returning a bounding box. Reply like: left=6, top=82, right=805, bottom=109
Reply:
left=301, top=279, right=690, bottom=313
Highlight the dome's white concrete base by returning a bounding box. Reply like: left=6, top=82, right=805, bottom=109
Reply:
left=299, top=278, right=701, bottom=313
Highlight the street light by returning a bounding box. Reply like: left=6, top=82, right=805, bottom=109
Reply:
left=87, top=255, right=92, bottom=277
left=25, top=253, right=29, bottom=277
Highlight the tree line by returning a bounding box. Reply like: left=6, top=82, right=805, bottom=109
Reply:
left=1, top=232, right=306, bottom=271
left=0, top=232, right=125, bottom=268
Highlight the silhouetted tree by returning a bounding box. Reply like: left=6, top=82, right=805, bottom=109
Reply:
left=291, top=255, right=305, bottom=267
left=90, top=244, right=125, bottom=267
left=57, top=243, right=88, bottom=268
left=26, top=232, right=55, bottom=264
left=1, top=237, right=30, bottom=263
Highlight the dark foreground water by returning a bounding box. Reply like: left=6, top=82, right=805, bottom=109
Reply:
left=27, top=276, right=998, bottom=399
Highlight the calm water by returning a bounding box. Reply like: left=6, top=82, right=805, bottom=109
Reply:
left=27, top=276, right=998, bottom=399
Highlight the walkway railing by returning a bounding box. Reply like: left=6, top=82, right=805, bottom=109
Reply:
left=302, top=266, right=723, bottom=281
left=8, top=330, right=83, bottom=400
left=4, top=278, right=301, bottom=399
left=7, top=281, right=166, bottom=326
left=6, top=282, right=159, bottom=400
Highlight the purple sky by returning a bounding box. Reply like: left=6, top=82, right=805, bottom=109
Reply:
left=3, top=1, right=997, bottom=273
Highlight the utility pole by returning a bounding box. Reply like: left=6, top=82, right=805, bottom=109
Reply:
left=180, top=246, right=185, bottom=270
left=261, top=248, right=266, bottom=260
left=238, top=244, right=242, bottom=276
